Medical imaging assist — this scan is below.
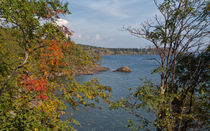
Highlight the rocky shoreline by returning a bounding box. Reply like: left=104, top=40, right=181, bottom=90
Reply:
left=50, top=64, right=132, bottom=78
left=75, top=63, right=109, bottom=75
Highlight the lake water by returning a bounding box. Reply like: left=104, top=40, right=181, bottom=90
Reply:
left=71, top=55, right=159, bottom=131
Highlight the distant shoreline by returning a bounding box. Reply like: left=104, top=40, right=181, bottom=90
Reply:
left=79, top=44, right=159, bottom=55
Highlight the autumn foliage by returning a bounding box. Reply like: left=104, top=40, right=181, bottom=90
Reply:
left=39, top=40, right=66, bottom=75
left=19, top=75, right=48, bottom=100
left=0, top=0, right=111, bottom=130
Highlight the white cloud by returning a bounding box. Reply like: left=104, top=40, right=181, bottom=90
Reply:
left=68, top=0, right=159, bottom=48
left=56, top=18, right=69, bottom=26
left=78, top=34, right=82, bottom=39
left=95, top=34, right=101, bottom=40
left=86, top=0, right=137, bottom=18
left=72, top=33, right=82, bottom=39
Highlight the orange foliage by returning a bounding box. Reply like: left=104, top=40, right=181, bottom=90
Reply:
left=19, top=74, right=48, bottom=100
left=40, top=40, right=66, bottom=75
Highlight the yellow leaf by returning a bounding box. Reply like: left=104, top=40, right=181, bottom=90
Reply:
left=159, top=114, right=161, bottom=117
left=102, top=93, right=106, bottom=98
left=76, top=94, right=81, bottom=98
left=28, top=48, right=32, bottom=52
left=44, top=71, right=48, bottom=76
left=87, top=95, right=92, bottom=99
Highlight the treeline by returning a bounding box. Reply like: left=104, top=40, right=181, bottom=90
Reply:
left=79, top=44, right=158, bottom=55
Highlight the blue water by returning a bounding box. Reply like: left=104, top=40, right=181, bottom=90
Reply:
left=71, top=55, right=159, bottom=131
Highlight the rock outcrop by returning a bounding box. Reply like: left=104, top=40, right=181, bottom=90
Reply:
left=75, top=63, right=109, bottom=75
left=113, top=66, right=131, bottom=72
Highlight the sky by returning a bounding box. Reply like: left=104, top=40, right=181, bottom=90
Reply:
left=58, top=0, right=160, bottom=48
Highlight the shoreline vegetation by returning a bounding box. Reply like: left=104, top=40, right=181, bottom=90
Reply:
left=48, top=63, right=109, bottom=77
left=75, top=44, right=159, bottom=75
left=77, top=44, right=159, bottom=75
left=79, top=44, right=159, bottom=55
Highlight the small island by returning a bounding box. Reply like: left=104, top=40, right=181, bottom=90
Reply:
left=113, top=66, right=131, bottom=72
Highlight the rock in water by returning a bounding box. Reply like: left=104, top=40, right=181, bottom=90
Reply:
left=114, top=66, right=131, bottom=72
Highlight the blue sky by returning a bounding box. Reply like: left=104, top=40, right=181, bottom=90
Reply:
left=58, top=0, right=159, bottom=48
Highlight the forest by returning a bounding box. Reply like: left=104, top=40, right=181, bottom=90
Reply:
left=79, top=44, right=159, bottom=55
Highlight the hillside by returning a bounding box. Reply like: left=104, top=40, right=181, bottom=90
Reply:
left=79, top=44, right=158, bottom=55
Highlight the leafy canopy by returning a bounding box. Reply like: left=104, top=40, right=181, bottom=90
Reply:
left=0, top=0, right=111, bottom=130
